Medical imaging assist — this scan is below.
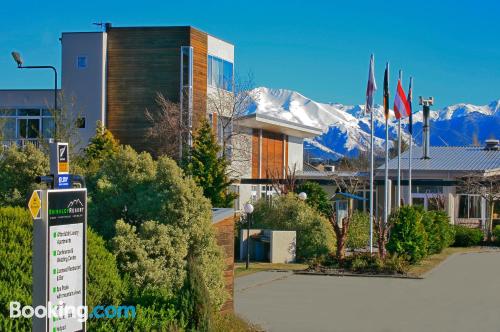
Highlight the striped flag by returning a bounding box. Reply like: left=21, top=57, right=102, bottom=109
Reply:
left=365, top=54, right=377, bottom=114
left=383, top=63, right=390, bottom=119
left=393, top=79, right=411, bottom=119
left=407, top=77, right=413, bottom=134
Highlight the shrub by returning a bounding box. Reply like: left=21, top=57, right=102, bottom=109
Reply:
left=251, top=193, right=336, bottom=262
left=88, top=146, right=226, bottom=309
left=494, top=225, right=500, bottom=246
left=0, top=207, right=32, bottom=331
left=0, top=207, right=128, bottom=330
left=421, top=210, right=455, bottom=254
left=347, top=211, right=370, bottom=250
left=0, top=144, right=49, bottom=207
left=387, top=206, right=428, bottom=263
left=295, top=181, right=332, bottom=216
left=452, top=225, right=483, bottom=247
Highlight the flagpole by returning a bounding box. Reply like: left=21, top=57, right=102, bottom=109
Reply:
left=408, top=77, right=413, bottom=205
left=384, top=62, right=390, bottom=226
left=366, top=54, right=376, bottom=254
left=397, top=70, right=402, bottom=208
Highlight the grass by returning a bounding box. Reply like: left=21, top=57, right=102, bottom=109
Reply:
left=407, top=247, right=491, bottom=277
left=235, top=262, right=308, bottom=278
left=212, top=312, right=263, bottom=332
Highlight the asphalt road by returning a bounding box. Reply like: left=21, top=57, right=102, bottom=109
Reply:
left=235, top=251, right=500, bottom=332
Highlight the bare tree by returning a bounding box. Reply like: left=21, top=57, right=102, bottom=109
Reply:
left=327, top=172, right=367, bottom=262
left=206, top=73, right=259, bottom=177
left=460, top=173, right=500, bottom=241
left=374, top=216, right=392, bottom=259
left=145, top=92, right=187, bottom=160
left=268, top=164, right=298, bottom=196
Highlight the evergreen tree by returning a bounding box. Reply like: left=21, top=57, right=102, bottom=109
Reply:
left=183, top=120, right=237, bottom=208
left=83, top=121, right=119, bottom=171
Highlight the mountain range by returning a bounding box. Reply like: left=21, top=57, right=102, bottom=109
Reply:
left=247, top=87, right=500, bottom=161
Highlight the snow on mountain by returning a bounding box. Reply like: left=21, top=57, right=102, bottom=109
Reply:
left=246, top=87, right=500, bottom=160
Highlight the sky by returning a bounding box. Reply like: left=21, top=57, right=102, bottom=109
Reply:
left=0, top=0, right=499, bottom=109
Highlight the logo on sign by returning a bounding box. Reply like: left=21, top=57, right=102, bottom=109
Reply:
left=57, top=175, right=70, bottom=189
left=58, top=144, right=69, bottom=174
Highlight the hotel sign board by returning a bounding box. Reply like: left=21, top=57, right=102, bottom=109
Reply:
left=32, top=188, right=87, bottom=332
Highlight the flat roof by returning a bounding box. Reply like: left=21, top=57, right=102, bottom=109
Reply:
left=236, top=113, right=322, bottom=138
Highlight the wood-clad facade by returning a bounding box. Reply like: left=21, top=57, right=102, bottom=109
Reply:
left=251, top=129, right=288, bottom=179
left=106, top=26, right=207, bottom=153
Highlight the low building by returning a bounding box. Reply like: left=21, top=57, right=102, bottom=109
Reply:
left=376, top=142, right=500, bottom=228
left=239, top=229, right=297, bottom=264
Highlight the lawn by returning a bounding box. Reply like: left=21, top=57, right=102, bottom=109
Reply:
left=235, top=262, right=308, bottom=278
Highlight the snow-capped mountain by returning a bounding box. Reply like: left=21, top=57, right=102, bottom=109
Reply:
left=246, top=87, right=500, bottom=160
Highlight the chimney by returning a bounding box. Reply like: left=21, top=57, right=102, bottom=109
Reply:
left=484, top=139, right=500, bottom=151
left=419, top=97, right=434, bottom=159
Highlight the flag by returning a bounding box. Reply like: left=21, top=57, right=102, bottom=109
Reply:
left=383, top=63, right=390, bottom=119
left=407, top=77, right=413, bottom=135
left=365, top=54, right=377, bottom=114
left=393, top=79, right=411, bottom=119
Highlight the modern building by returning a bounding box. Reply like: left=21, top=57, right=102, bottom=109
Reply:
left=376, top=142, right=500, bottom=228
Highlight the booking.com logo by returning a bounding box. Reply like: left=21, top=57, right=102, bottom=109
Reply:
left=10, top=301, right=136, bottom=322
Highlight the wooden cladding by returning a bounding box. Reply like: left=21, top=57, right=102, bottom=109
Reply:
left=251, top=129, right=288, bottom=179
left=106, top=27, right=207, bottom=154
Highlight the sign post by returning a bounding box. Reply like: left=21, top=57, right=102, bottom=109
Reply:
left=32, top=143, right=87, bottom=332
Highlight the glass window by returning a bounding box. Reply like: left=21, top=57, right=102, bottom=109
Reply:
left=469, top=196, right=481, bottom=218
left=18, top=109, right=41, bottom=117
left=42, top=118, right=55, bottom=138
left=458, top=195, right=468, bottom=218
left=42, top=109, right=52, bottom=116
left=207, top=55, right=233, bottom=91
left=0, top=109, right=16, bottom=116
left=1, top=118, right=16, bottom=139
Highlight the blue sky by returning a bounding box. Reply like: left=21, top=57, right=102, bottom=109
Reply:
left=1, top=0, right=499, bottom=108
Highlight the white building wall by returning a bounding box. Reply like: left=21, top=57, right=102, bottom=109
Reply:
left=61, top=32, right=107, bottom=149
left=288, top=135, right=304, bottom=171
left=207, top=35, right=234, bottom=62
left=270, top=231, right=296, bottom=263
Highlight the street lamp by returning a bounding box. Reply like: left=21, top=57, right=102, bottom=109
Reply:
left=11, top=51, right=58, bottom=139
left=298, top=192, right=307, bottom=201
left=243, top=203, right=254, bottom=270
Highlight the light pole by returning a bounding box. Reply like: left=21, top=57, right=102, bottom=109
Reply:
left=244, top=203, right=254, bottom=270
left=12, top=51, right=58, bottom=139
left=298, top=192, right=307, bottom=201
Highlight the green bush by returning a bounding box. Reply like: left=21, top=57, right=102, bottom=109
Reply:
left=421, top=210, right=455, bottom=254
left=494, top=225, right=500, bottom=246
left=0, top=144, right=49, bottom=207
left=452, top=225, right=483, bottom=247
left=251, top=194, right=336, bottom=262
left=0, top=207, right=130, bottom=330
left=0, top=207, right=32, bottom=331
left=295, top=181, right=332, bottom=216
left=88, top=146, right=226, bottom=309
left=324, top=253, right=408, bottom=275
left=347, top=211, right=370, bottom=250
left=387, top=206, right=428, bottom=263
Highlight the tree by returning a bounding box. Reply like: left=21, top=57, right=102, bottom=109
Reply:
left=0, top=143, right=49, bottom=206
left=183, top=120, right=237, bottom=208
left=389, top=137, right=409, bottom=159
left=269, top=164, right=298, bottom=196
left=295, top=181, right=332, bottom=216
left=327, top=172, right=366, bottom=262
left=82, top=121, right=119, bottom=172
left=206, top=74, right=258, bottom=177
left=145, top=92, right=187, bottom=160
left=460, top=174, right=500, bottom=242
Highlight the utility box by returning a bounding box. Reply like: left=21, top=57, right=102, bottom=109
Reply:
left=240, top=229, right=296, bottom=263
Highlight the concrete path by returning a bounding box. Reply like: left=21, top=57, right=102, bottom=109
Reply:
left=235, top=252, right=500, bottom=332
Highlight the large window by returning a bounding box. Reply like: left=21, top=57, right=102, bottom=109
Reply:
left=207, top=55, right=233, bottom=91
left=0, top=108, right=54, bottom=144
left=458, top=195, right=482, bottom=219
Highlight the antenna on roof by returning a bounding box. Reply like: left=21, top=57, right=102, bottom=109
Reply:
left=92, top=22, right=112, bottom=32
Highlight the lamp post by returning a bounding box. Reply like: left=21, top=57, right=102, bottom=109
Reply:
left=244, top=203, right=254, bottom=270
left=12, top=51, right=58, bottom=139
left=298, top=192, right=307, bottom=201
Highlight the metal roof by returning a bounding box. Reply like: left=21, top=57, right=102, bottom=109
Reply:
left=211, top=208, right=235, bottom=224
left=379, top=146, right=500, bottom=172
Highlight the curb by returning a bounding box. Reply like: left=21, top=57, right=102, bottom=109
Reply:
left=293, top=270, right=423, bottom=280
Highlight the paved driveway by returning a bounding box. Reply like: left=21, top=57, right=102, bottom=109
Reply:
left=235, top=251, right=500, bottom=332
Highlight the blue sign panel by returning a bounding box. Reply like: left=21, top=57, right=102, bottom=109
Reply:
left=56, top=175, right=71, bottom=189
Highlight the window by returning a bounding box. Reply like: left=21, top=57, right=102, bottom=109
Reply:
left=207, top=55, right=233, bottom=91
left=77, top=56, right=88, bottom=69
left=76, top=117, right=86, bottom=129
left=0, top=108, right=55, bottom=143
left=458, top=195, right=482, bottom=219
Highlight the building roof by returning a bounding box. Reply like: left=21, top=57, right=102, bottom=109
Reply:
left=236, top=113, right=322, bottom=138
left=379, top=146, right=500, bottom=173
left=212, top=208, right=236, bottom=224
